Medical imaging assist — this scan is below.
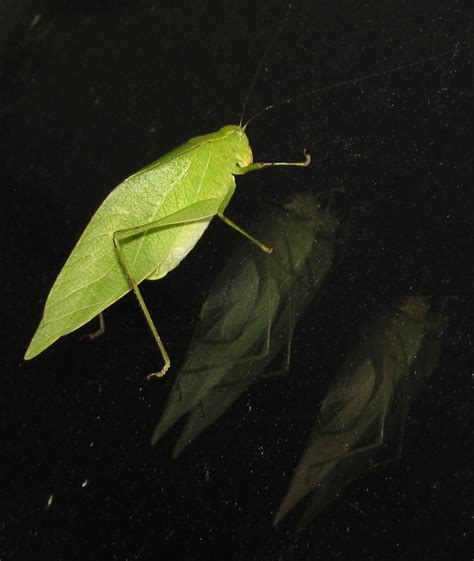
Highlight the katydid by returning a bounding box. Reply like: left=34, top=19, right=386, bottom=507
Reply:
left=23, top=14, right=444, bottom=378
left=152, top=192, right=338, bottom=452
left=273, top=295, right=442, bottom=527
left=24, top=124, right=310, bottom=377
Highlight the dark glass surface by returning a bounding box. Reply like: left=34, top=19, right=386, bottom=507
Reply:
left=2, top=1, right=472, bottom=559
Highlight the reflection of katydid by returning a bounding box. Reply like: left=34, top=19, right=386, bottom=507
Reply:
left=24, top=127, right=310, bottom=377
left=23, top=5, right=445, bottom=379
left=151, top=192, right=339, bottom=452
left=273, top=295, right=444, bottom=528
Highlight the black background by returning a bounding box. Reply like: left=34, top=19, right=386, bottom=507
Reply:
left=2, top=1, right=473, bottom=560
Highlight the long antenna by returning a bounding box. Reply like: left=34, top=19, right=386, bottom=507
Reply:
left=239, top=4, right=293, bottom=127
left=243, top=50, right=454, bottom=129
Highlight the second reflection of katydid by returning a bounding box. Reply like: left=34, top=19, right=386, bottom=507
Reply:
left=151, top=192, right=339, bottom=454
left=274, top=295, right=445, bottom=531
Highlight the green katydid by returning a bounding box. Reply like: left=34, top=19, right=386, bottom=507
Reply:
left=23, top=123, right=310, bottom=377
left=23, top=9, right=314, bottom=379
left=23, top=17, right=443, bottom=378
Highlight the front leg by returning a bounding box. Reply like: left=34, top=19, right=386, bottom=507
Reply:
left=217, top=182, right=273, bottom=253
left=221, top=153, right=310, bottom=252
left=235, top=151, right=311, bottom=175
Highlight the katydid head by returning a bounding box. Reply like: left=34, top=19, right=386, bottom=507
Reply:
left=283, top=192, right=340, bottom=238
left=398, top=295, right=430, bottom=322
left=217, top=124, right=253, bottom=169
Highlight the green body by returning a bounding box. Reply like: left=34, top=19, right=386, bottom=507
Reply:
left=25, top=125, right=254, bottom=360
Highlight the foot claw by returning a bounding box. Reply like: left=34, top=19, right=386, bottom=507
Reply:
left=146, top=364, right=170, bottom=380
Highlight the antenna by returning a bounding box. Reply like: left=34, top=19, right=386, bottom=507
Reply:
left=239, top=4, right=293, bottom=127
left=244, top=50, right=453, bottom=129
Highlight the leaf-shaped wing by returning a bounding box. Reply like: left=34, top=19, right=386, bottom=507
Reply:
left=25, top=143, right=231, bottom=359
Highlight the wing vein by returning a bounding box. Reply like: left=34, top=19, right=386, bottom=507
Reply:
left=49, top=265, right=115, bottom=308
left=193, top=151, right=212, bottom=203
left=130, top=151, right=197, bottom=269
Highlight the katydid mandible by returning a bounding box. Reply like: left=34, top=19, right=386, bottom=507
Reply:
left=24, top=124, right=311, bottom=377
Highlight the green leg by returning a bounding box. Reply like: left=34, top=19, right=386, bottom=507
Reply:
left=114, top=232, right=171, bottom=379
left=235, top=151, right=311, bottom=175
left=113, top=198, right=221, bottom=379
left=217, top=212, right=273, bottom=254
left=83, top=313, right=105, bottom=340
left=219, top=152, right=310, bottom=252
left=306, top=398, right=390, bottom=485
